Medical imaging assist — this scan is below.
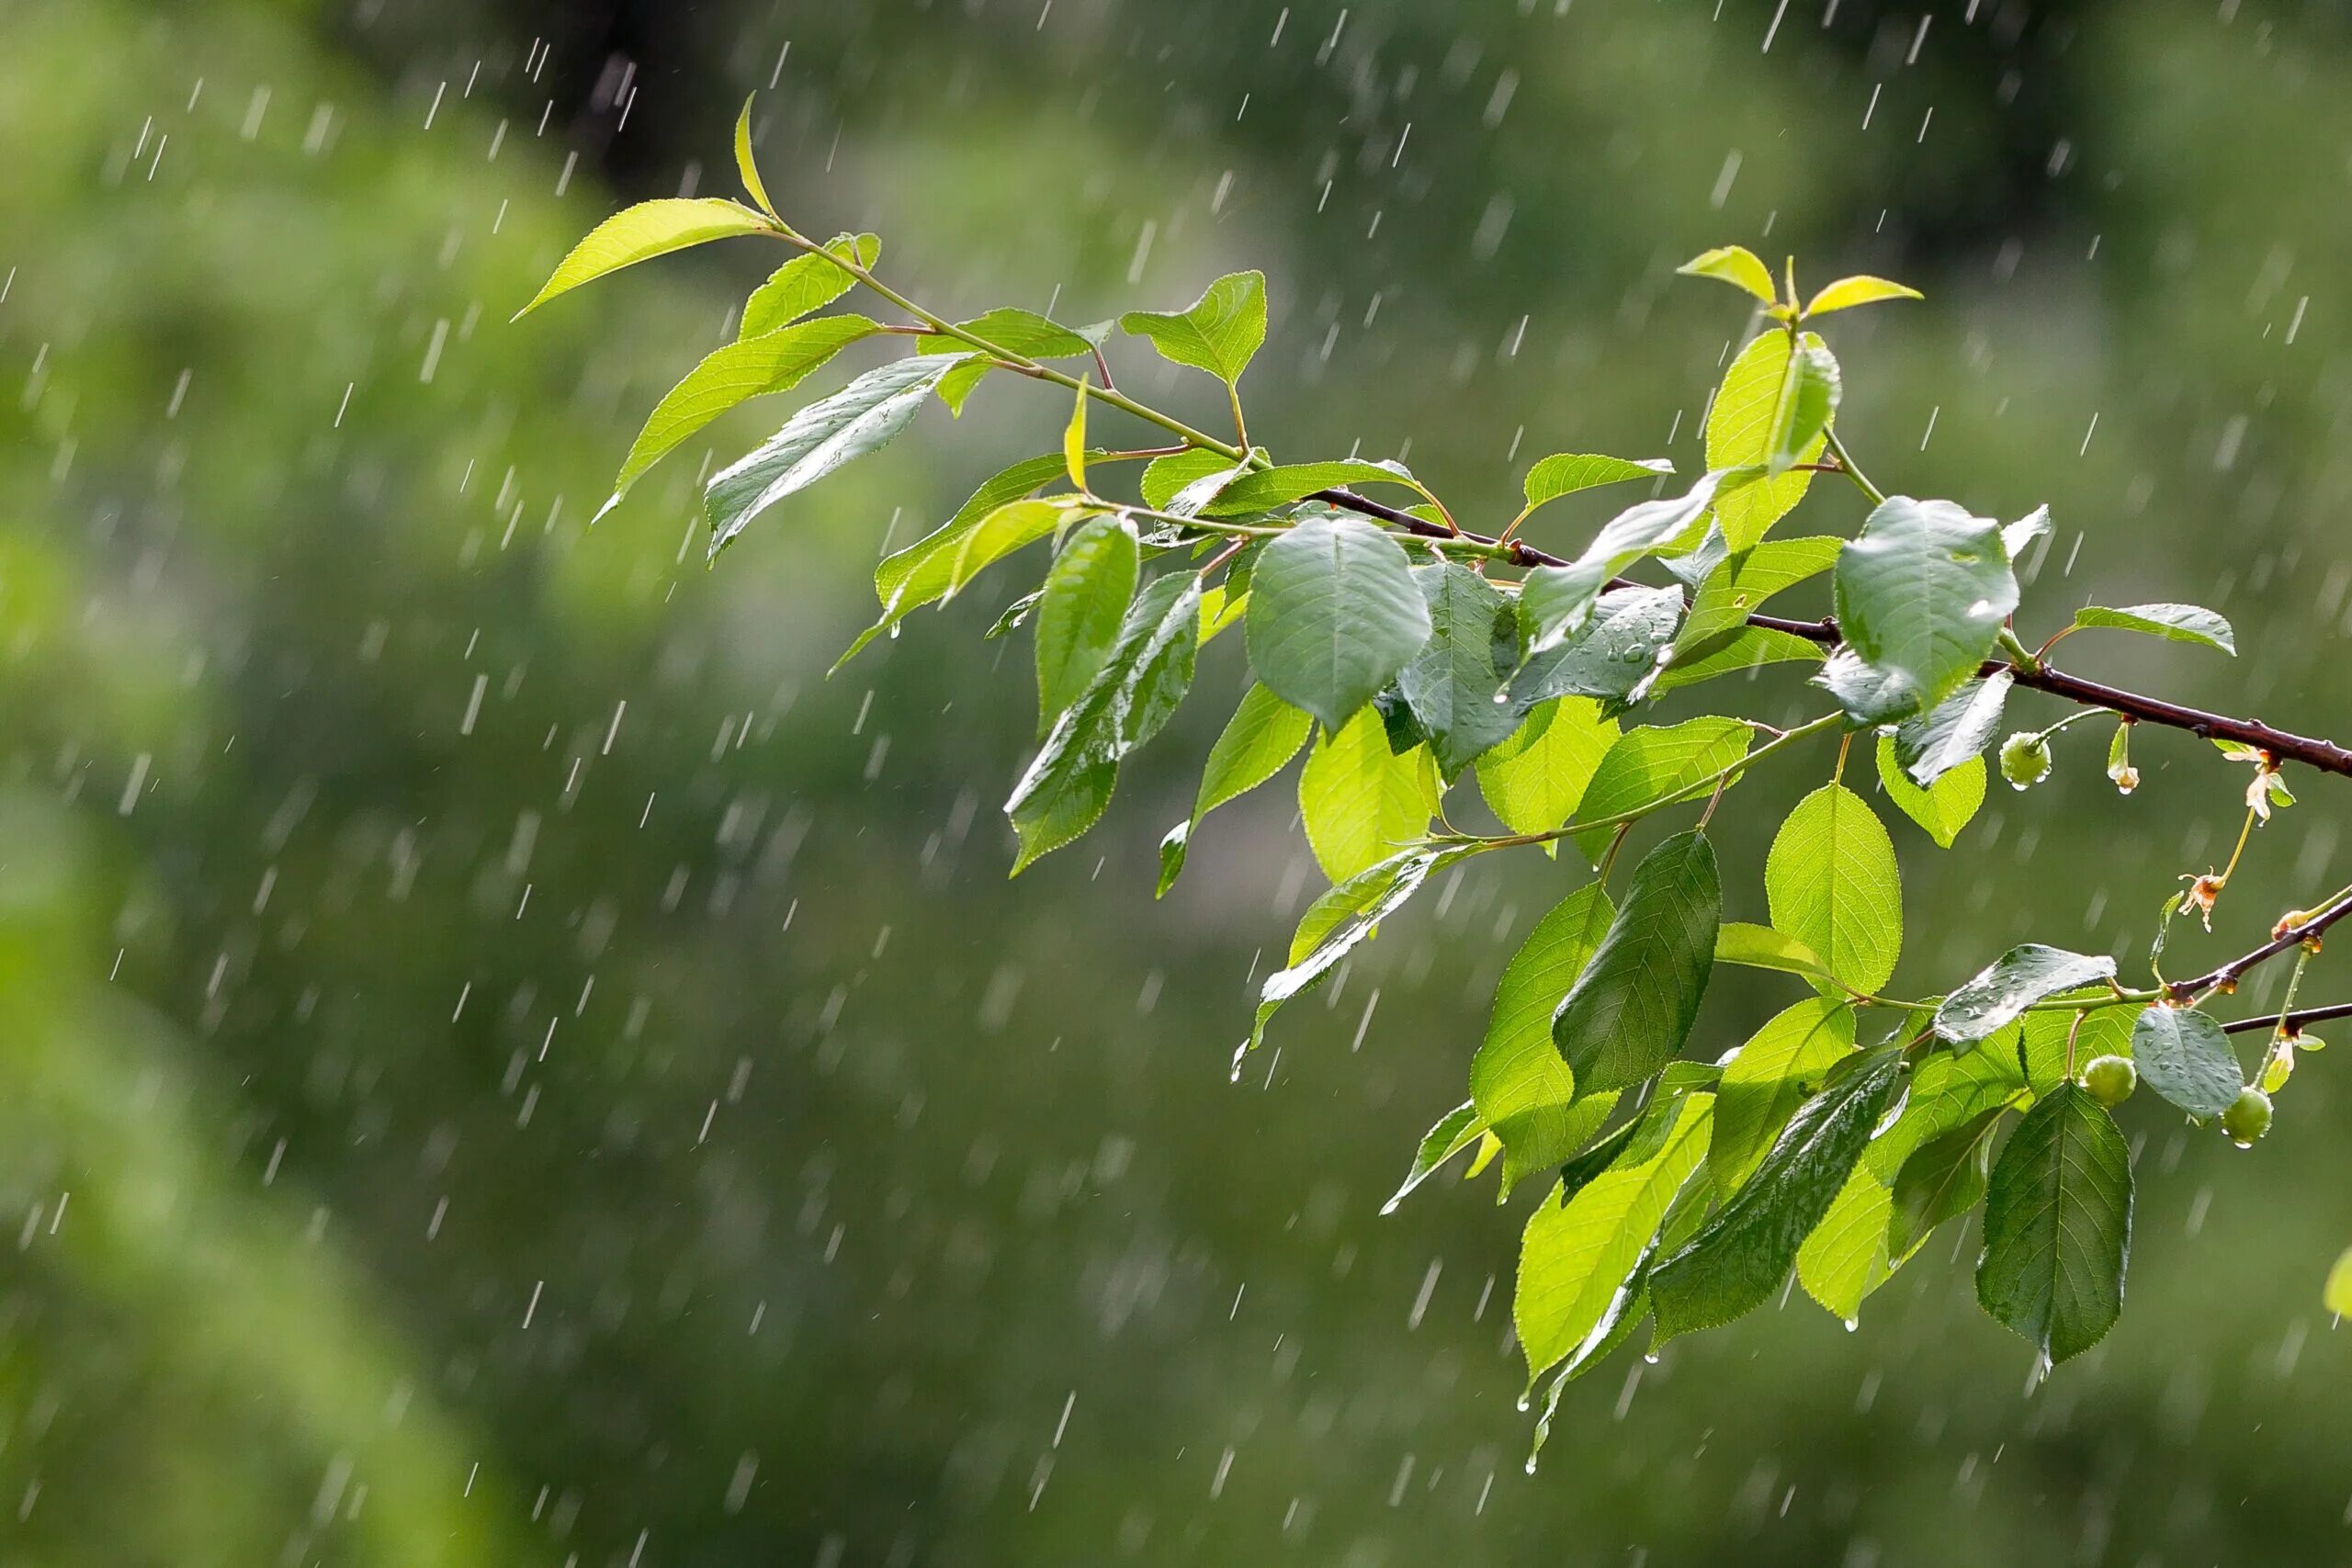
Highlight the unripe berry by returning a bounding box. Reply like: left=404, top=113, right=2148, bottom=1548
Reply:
left=2081, top=1055, right=2136, bottom=1107
left=2221, top=1085, right=2273, bottom=1147
left=1999, top=731, right=2052, bottom=790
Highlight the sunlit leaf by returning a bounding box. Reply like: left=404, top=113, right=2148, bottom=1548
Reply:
left=1766, top=783, right=1902, bottom=996
left=1678, top=244, right=1778, bottom=304
left=1119, top=270, right=1268, bottom=386
left=1804, top=275, right=1924, bottom=316
left=1873, top=734, right=1984, bottom=849
left=1712, top=998, right=1858, bottom=1192
left=739, top=233, right=876, bottom=338
left=2070, top=604, right=2236, bottom=656
left=1517, top=1094, right=1714, bottom=1382
left=1707, top=332, right=1828, bottom=548
left=603, top=315, right=879, bottom=515
left=1521, top=454, right=1674, bottom=510
left=1652, top=1054, right=1904, bottom=1342
left=1475, top=698, right=1616, bottom=838
left=1476, top=883, right=1618, bottom=1192
left=515, top=197, right=772, bottom=318
left=1298, top=706, right=1440, bottom=884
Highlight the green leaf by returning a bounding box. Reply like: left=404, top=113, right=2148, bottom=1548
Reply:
left=1160, top=682, right=1313, bottom=896
left=1873, top=734, right=1984, bottom=849
left=706, top=355, right=967, bottom=558
left=1384, top=1101, right=1486, bottom=1211
left=1204, top=458, right=1419, bottom=515
left=1713, top=998, right=1858, bottom=1192
left=944, top=498, right=1077, bottom=599
left=1511, top=586, right=1683, bottom=711
left=1892, top=671, right=2012, bottom=785
left=1652, top=626, right=1825, bottom=695
left=1804, top=275, right=1924, bottom=316
left=733, top=96, right=775, bottom=216
left=916, top=307, right=1104, bottom=364
left=1119, top=270, right=1268, bottom=386
left=739, top=233, right=876, bottom=338
left=1569, top=717, right=1751, bottom=863
left=1521, top=454, right=1674, bottom=510
left=2131, top=1004, right=2243, bottom=1117
left=1796, top=1166, right=1900, bottom=1323
left=1004, top=572, right=1200, bottom=873
left=1517, top=1094, right=1714, bottom=1382
left=1552, top=830, right=1721, bottom=1095
left=1246, top=844, right=1469, bottom=1052
left=1298, top=706, right=1440, bottom=884
left=1518, top=472, right=1731, bottom=651
left=1061, top=378, right=1089, bottom=491
left=1714, top=922, right=1839, bottom=988
left=514, top=197, right=771, bottom=318
left=1933, top=945, right=2118, bottom=1046
left=1678, top=245, right=1778, bottom=304
left=1035, top=516, right=1140, bottom=732
left=1976, top=1084, right=2132, bottom=1365
left=1475, top=698, right=1615, bottom=837
left=599, top=315, right=880, bottom=517
left=1197, top=683, right=1314, bottom=820
left=1707, top=332, right=1828, bottom=548
left=1396, top=565, right=1520, bottom=777
left=1475, top=884, right=1617, bottom=1193
left=1651, top=1053, right=1904, bottom=1342
left=2001, top=504, right=2052, bottom=563
left=1140, top=447, right=1238, bottom=509
left=1765, top=783, right=1902, bottom=996
left=1769, top=338, right=1841, bottom=476
left=2070, top=604, right=2236, bottom=656
left=842, top=452, right=1115, bottom=665
left=2325, top=1248, right=2352, bottom=1317
left=1887, top=1107, right=2002, bottom=1257
left=1246, top=515, right=1431, bottom=731
left=1672, top=536, right=1840, bottom=659
left=1828, top=496, right=2018, bottom=721
left=1866, top=1048, right=2027, bottom=1183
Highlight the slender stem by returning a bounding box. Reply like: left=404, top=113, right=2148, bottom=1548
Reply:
left=768, top=222, right=1250, bottom=461
left=1823, top=427, right=1886, bottom=506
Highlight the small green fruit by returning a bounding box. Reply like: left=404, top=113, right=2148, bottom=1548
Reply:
left=1999, top=731, right=2052, bottom=789
left=2082, top=1054, right=2136, bottom=1107
left=2221, top=1085, right=2273, bottom=1147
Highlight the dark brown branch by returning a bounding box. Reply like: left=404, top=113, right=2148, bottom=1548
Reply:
left=2223, top=1000, right=2352, bottom=1036
left=2168, top=895, right=2352, bottom=999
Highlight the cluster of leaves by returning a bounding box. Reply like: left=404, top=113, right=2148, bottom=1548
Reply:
left=520, top=106, right=2352, bottom=1442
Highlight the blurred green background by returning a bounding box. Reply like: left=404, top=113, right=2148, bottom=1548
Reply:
left=4, top=0, right=2351, bottom=1562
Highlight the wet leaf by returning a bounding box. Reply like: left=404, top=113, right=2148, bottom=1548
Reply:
left=1976, top=1084, right=2132, bottom=1365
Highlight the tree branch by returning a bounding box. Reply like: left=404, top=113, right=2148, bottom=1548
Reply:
left=2167, top=892, right=2352, bottom=1000
left=2223, top=1000, right=2352, bottom=1036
